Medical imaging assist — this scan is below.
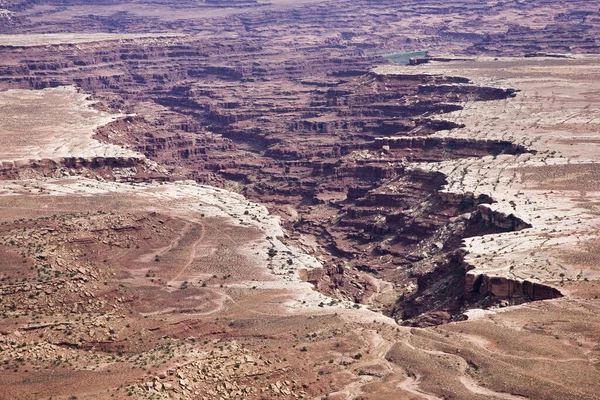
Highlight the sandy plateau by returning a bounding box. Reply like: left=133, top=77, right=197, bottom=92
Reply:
left=0, top=33, right=184, bottom=47
left=376, top=57, right=600, bottom=286
left=0, top=86, right=140, bottom=161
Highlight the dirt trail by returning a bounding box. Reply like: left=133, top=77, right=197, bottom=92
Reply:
left=461, top=333, right=589, bottom=364
left=140, top=288, right=229, bottom=317
left=397, top=375, right=443, bottom=400
left=403, top=332, right=531, bottom=399
left=328, top=330, right=437, bottom=399
left=136, top=220, right=193, bottom=263
left=168, top=222, right=206, bottom=285
left=459, top=376, right=528, bottom=400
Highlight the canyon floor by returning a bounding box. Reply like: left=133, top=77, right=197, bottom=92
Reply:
left=0, top=1, right=600, bottom=399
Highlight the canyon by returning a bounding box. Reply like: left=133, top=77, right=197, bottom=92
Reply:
left=0, top=0, right=599, bottom=399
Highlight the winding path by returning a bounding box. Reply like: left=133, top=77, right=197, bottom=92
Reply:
left=168, top=222, right=206, bottom=285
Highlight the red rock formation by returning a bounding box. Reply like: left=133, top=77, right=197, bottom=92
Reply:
left=465, top=273, right=563, bottom=302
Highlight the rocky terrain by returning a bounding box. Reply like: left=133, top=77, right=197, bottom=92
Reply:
left=0, top=0, right=599, bottom=399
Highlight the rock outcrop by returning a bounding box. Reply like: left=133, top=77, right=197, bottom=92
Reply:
left=465, top=273, right=563, bottom=302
